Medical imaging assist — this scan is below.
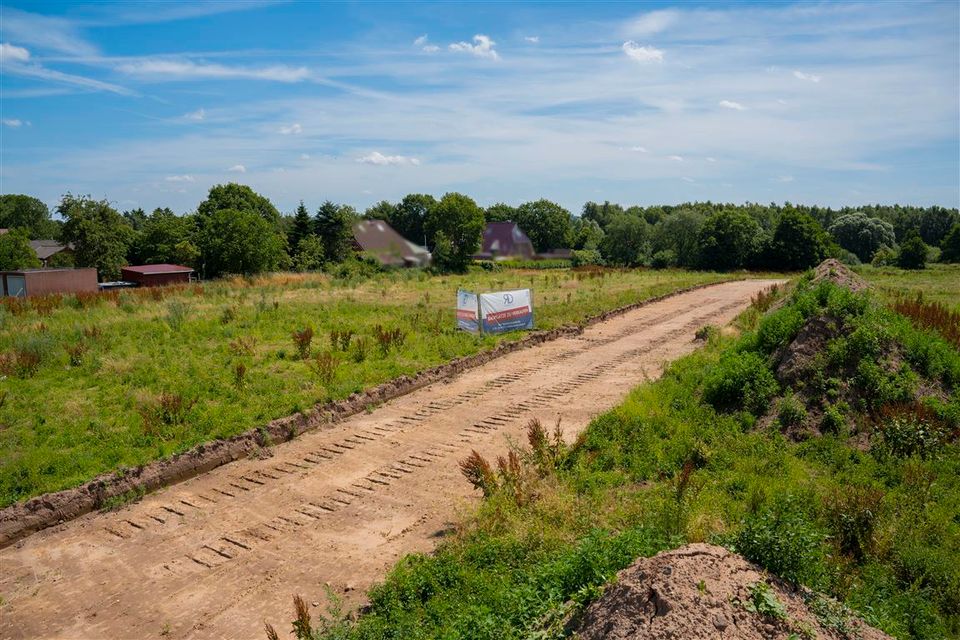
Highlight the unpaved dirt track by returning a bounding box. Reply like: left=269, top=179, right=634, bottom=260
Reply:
left=0, top=280, right=783, bottom=640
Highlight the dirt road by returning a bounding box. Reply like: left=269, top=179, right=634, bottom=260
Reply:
left=0, top=279, right=782, bottom=640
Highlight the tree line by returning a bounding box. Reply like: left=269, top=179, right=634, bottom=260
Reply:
left=1, top=187, right=958, bottom=280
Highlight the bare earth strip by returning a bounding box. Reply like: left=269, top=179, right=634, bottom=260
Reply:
left=0, top=279, right=783, bottom=640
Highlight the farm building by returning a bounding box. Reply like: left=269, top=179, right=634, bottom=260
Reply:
left=0, top=268, right=98, bottom=297
left=28, top=240, right=74, bottom=268
left=120, top=264, right=194, bottom=287
left=476, top=221, right=535, bottom=260
left=353, top=219, right=431, bottom=267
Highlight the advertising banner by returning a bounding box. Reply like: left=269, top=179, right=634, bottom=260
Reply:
left=479, top=289, right=534, bottom=334
left=456, top=289, right=480, bottom=333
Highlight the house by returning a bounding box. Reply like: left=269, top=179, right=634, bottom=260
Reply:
left=0, top=268, right=98, bottom=297
left=120, top=264, right=194, bottom=287
left=353, top=219, right=431, bottom=267
left=28, top=240, right=74, bottom=268
left=476, top=222, right=535, bottom=260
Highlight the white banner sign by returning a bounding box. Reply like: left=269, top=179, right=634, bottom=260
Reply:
left=479, top=289, right=534, bottom=334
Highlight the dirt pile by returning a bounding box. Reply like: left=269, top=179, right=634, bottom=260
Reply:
left=573, top=544, right=890, bottom=640
left=810, top=258, right=868, bottom=292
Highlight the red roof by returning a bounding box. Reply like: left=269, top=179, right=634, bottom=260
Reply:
left=122, top=264, right=193, bottom=274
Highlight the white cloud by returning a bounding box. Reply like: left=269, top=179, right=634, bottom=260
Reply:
left=625, top=10, right=678, bottom=36
left=414, top=34, right=440, bottom=53
left=706, top=157, right=717, bottom=162
left=227, top=164, right=246, bottom=173
left=524, top=36, right=540, bottom=44
left=667, top=155, right=684, bottom=162
left=184, top=108, right=205, bottom=121
left=3, top=58, right=134, bottom=95
left=164, top=174, right=194, bottom=182
left=117, top=59, right=310, bottom=82
left=622, top=41, right=664, bottom=63
left=719, top=100, right=746, bottom=110
left=793, top=70, right=822, bottom=83
left=279, top=123, right=302, bottom=135
left=414, top=35, right=428, bottom=46
left=0, top=43, right=31, bottom=63
left=449, top=35, right=499, bottom=60
left=681, top=176, right=695, bottom=183
left=422, top=45, right=439, bottom=53
left=0, top=9, right=98, bottom=56
left=299, top=153, right=311, bottom=160
left=357, top=151, right=421, bottom=166
left=2, top=119, right=24, bottom=128
left=775, top=175, right=795, bottom=182
left=630, top=145, right=649, bottom=152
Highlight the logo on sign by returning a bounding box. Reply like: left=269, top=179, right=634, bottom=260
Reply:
left=503, top=293, right=514, bottom=304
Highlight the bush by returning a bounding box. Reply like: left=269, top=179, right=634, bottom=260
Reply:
left=896, top=231, right=928, bottom=270
left=823, top=485, right=884, bottom=561
left=703, top=351, right=779, bottom=415
left=730, top=499, right=825, bottom=585
left=650, top=249, right=676, bottom=269
left=570, top=249, right=603, bottom=267
left=777, top=392, right=807, bottom=427
left=756, top=307, right=804, bottom=353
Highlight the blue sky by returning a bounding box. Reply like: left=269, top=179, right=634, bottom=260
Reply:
left=1, top=1, right=958, bottom=216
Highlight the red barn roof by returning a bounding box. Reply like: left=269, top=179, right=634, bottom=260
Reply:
left=122, top=264, right=193, bottom=274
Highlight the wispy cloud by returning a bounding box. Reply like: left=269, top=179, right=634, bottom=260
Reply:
left=793, top=70, right=822, bottom=83
left=624, top=10, right=678, bottom=36
left=630, top=145, right=649, bottom=153
left=299, top=153, right=311, bottom=160
left=0, top=8, right=98, bottom=56
left=183, top=108, right=205, bottom=121
left=667, top=155, right=684, bottom=162
left=622, top=41, right=664, bottom=63
left=357, top=151, right=421, bottom=166
left=2, top=118, right=25, bottom=128
left=2, top=45, right=135, bottom=96
left=164, top=174, right=194, bottom=183
left=278, top=123, right=302, bottom=135
left=449, top=35, right=498, bottom=60
left=0, top=43, right=31, bottom=63
left=227, top=164, right=246, bottom=173
left=718, top=100, right=746, bottom=110
left=117, top=59, right=310, bottom=82
left=524, top=36, right=540, bottom=44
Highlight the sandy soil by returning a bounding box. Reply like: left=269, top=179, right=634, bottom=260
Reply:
left=0, top=279, right=782, bottom=640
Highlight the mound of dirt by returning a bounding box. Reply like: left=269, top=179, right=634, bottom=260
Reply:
left=810, top=258, right=868, bottom=292
left=573, top=544, right=890, bottom=640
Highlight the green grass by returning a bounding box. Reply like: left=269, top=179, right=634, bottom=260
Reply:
left=0, top=267, right=741, bottom=507
left=856, top=263, right=960, bottom=311
left=298, top=277, right=959, bottom=640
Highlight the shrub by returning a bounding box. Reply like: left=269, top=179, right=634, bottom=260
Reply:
left=730, top=499, right=825, bottom=585
left=756, top=307, right=803, bottom=353
left=896, top=231, right=928, bottom=270
left=777, top=392, right=807, bottom=427
left=703, top=351, right=779, bottom=415
left=750, top=284, right=781, bottom=313
left=650, top=249, right=676, bottom=269
left=823, top=485, right=884, bottom=561
left=308, top=351, right=338, bottom=388
left=291, top=327, right=314, bottom=359
left=570, top=249, right=603, bottom=267
left=874, top=407, right=946, bottom=459
left=373, top=325, right=406, bottom=357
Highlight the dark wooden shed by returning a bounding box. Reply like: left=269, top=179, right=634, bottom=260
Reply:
left=0, top=268, right=98, bottom=297
left=120, top=264, right=194, bottom=287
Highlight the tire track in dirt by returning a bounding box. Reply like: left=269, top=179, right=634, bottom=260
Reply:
left=0, top=279, right=783, bottom=640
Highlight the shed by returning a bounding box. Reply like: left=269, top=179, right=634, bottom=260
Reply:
left=121, top=264, right=194, bottom=287
left=476, top=222, right=535, bottom=260
left=353, top=219, right=431, bottom=267
left=0, top=268, right=98, bottom=297
left=28, top=240, right=74, bottom=268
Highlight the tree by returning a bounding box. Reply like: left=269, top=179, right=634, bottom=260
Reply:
left=123, top=207, right=148, bottom=231
left=364, top=200, right=397, bottom=221
left=197, top=208, right=287, bottom=276
left=828, top=212, right=896, bottom=263
left=58, top=194, right=135, bottom=280
left=571, top=217, right=604, bottom=251
left=600, top=213, right=649, bottom=266
left=485, top=202, right=518, bottom=224
left=388, top=194, right=436, bottom=246
left=133, top=208, right=198, bottom=266
left=581, top=201, right=624, bottom=230
left=424, top=192, right=485, bottom=272
left=767, top=210, right=828, bottom=270
left=196, top=183, right=281, bottom=226
left=697, top=209, right=763, bottom=270
left=940, top=223, right=960, bottom=263
left=896, top=230, right=927, bottom=269
left=515, top=199, right=573, bottom=252
left=288, top=201, right=313, bottom=250
left=0, top=194, right=59, bottom=239
left=292, top=235, right=325, bottom=272
left=651, top=209, right=704, bottom=268
left=314, top=201, right=357, bottom=263
left=918, top=207, right=958, bottom=247
left=0, top=229, right=40, bottom=270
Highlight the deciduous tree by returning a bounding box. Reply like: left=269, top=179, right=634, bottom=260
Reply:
left=58, top=194, right=135, bottom=280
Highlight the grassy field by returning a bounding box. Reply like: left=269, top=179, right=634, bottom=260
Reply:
left=294, top=276, right=960, bottom=640
left=856, top=263, right=960, bottom=311
left=0, top=267, right=743, bottom=508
